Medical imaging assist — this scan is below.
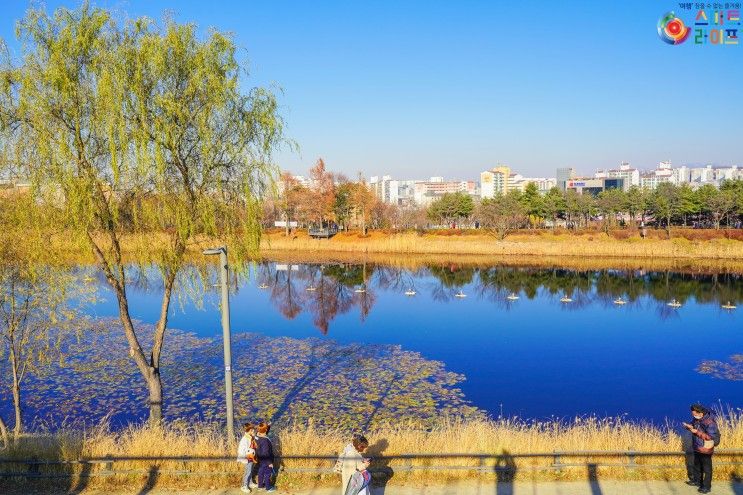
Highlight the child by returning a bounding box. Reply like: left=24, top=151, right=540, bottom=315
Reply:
left=237, top=422, right=258, bottom=493
left=255, top=421, right=276, bottom=492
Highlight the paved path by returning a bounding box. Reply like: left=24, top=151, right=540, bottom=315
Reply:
left=26, top=480, right=742, bottom=495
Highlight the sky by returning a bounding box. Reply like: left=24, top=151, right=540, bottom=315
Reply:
left=1, top=0, right=741, bottom=180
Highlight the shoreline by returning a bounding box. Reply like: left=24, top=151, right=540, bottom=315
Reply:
left=7, top=229, right=743, bottom=273
left=259, top=249, right=743, bottom=274
left=259, top=229, right=743, bottom=273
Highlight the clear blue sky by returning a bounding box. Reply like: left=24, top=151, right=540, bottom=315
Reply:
left=1, top=1, right=741, bottom=179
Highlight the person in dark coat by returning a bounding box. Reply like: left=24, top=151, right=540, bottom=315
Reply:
left=682, top=403, right=720, bottom=494
left=255, top=422, right=276, bottom=491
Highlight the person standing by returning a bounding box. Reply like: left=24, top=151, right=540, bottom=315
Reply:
left=255, top=422, right=276, bottom=492
left=237, top=423, right=258, bottom=493
left=683, top=403, right=720, bottom=494
left=334, top=434, right=370, bottom=495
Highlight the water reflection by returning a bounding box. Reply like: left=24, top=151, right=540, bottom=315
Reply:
left=226, top=262, right=743, bottom=334
left=6, top=260, right=740, bottom=423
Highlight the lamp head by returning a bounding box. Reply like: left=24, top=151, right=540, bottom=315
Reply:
left=202, top=246, right=226, bottom=256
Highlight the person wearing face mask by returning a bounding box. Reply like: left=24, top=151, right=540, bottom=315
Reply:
left=682, top=403, right=720, bottom=494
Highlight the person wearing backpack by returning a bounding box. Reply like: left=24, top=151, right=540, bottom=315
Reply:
left=682, top=403, right=720, bottom=494
left=255, top=421, right=276, bottom=492
left=237, top=423, right=258, bottom=493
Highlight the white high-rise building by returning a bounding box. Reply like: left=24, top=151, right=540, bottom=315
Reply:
left=369, top=175, right=397, bottom=204
left=714, top=165, right=739, bottom=181
left=690, top=165, right=714, bottom=184
left=606, top=162, right=640, bottom=189
left=673, top=166, right=689, bottom=183
left=480, top=166, right=511, bottom=198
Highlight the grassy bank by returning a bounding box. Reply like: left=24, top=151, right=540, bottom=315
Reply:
left=3, top=413, right=742, bottom=491
left=261, top=229, right=743, bottom=261
left=6, top=228, right=743, bottom=273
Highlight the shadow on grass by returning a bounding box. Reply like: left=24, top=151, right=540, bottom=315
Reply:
left=731, top=473, right=743, bottom=495
left=136, top=465, right=159, bottom=495
left=494, top=449, right=516, bottom=495
left=0, top=435, right=76, bottom=494
left=367, top=438, right=393, bottom=494
left=587, top=463, right=603, bottom=495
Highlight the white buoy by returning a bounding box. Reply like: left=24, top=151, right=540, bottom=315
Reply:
left=405, top=289, right=417, bottom=296
left=258, top=284, right=269, bottom=290
left=455, top=291, right=467, bottom=298
left=613, top=297, right=626, bottom=305
left=354, top=287, right=366, bottom=293
left=507, top=292, right=519, bottom=301
left=305, top=285, right=317, bottom=292
left=667, top=299, right=682, bottom=308
left=560, top=295, right=573, bottom=303
left=722, top=301, right=737, bottom=310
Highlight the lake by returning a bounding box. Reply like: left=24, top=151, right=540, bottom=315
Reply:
left=71, top=260, right=743, bottom=425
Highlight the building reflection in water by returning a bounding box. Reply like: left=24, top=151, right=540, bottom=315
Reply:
left=239, top=261, right=743, bottom=334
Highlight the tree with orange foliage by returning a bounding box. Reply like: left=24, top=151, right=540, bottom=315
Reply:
left=310, top=158, right=335, bottom=226
left=350, top=174, right=377, bottom=236
left=278, top=172, right=303, bottom=236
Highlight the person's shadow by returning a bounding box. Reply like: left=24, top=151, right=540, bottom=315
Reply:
left=494, top=449, right=517, bottom=495
left=0, top=434, right=76, bottom=494
left=366, top=438, right=393, bottom=494
left=731, top=474, right=743, bottom=495
left=587, top=463, right=603, bottom=495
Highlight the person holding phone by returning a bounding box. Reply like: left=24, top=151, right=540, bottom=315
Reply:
left=335, top=433, right=371, bottom=495
left=682, top=403, right=720, bottom=494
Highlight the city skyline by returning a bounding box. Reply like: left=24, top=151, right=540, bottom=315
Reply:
left=1, top=0, right=741, bottom=179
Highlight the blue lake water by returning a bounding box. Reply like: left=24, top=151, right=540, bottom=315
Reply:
left=85, top=262, right=742, bottom=424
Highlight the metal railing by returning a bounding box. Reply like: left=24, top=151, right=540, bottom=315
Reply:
left=1, top=449, right=742, bottom=480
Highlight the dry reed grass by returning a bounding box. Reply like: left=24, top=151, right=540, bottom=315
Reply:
left=261, top=230, right=743, bottom=261
left=3, top=412, right=742, bottom=491
left=5, top=228, right=743, bottom=274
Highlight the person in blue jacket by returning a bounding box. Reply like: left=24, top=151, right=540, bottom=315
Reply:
left=682, top=403, right=720, bottom=494
left=255, top=422, right=276, bottom=492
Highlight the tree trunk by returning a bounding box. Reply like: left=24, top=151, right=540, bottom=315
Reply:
left=666, top=215, right=671, bottom=239
left=147, top=370, right=164, bottom=423
left=9, top=347, right=22, bottom=437
left=88, top=231, right=171, bottom=424
left=0, top=416, right=9, bottom=448
left=285, top=212, right=290, bottom=237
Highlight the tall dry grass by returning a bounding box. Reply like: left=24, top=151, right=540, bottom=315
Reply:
left=6, top=228, right=743, bottom=267
left=262, top=230, right=743, bottom=261
left=2, top=413, right=742, bottom=491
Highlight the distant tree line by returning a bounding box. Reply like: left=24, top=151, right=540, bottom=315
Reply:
left=267, top=169, right=743, bottom=239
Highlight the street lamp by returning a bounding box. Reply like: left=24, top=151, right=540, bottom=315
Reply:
left=203, top=246, right=235, bottom=440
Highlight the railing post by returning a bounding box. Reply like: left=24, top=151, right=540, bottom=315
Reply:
left=27, top=455, right=40, bottom=481
left=552, top=451, right=563, bottom=473
left=627, top=447, right=637, bottom=474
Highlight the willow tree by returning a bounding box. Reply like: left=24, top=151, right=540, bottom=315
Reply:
left=0, top=259, right=90, bottom=444
left=0, top=4, right=283, bottom=422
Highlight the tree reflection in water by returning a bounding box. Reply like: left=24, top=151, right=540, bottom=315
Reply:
left=0, top=321, right=483, bottom=429
left=236, top=261, right=743, bottom=334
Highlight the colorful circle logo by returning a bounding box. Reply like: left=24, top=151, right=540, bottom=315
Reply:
left=658, top=12, right=690, bottom=45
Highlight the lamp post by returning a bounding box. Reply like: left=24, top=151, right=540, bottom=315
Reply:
left=203, top=246, right=235, bottom=440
